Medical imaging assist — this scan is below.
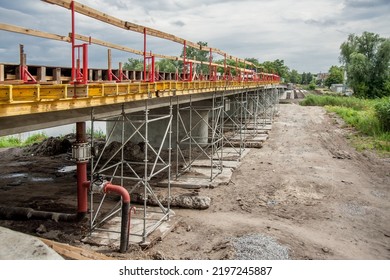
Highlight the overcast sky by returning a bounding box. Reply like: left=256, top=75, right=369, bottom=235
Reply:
left=0, top=0, right=389, bottom=73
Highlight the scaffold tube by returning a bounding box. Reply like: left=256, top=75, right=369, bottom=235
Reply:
left=104, top=183, right=131, bottom=252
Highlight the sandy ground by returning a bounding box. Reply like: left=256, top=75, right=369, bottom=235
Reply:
left=0, top=103, right=389, bottom=259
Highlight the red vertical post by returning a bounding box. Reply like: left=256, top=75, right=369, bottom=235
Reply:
left=209, top=49, right=212, bottom=81
left=150, top=54, right=155, bottom=82
left=183, top=40, right=186, bottom=81
left=223, top=53, right=227, bottom=80
left=71, top=0, right=76, bottom=82
left=143, top=28, right=147, bottom=82
left=76, top=122, right=88, bottom=215
left=82, top=43, right=88, bottom=84
left=189, top=62, right=193, bottom=82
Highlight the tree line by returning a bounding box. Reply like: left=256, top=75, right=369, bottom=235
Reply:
left=123, top=41, right=314, bottom=85
left=123, top=31, right=390, bottom=98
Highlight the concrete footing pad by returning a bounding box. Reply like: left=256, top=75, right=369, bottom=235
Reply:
left=82, top=208, right=178, bottom=249
left=159, top=148, right=251, bottom=189
left=0, top=226, right=64, bottom=260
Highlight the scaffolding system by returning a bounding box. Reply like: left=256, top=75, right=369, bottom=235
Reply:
left=176, top=94, right=224, bottom=182
left=88, top=101, right=173, bottom=245
left=222, top=91, right=248, bottom=158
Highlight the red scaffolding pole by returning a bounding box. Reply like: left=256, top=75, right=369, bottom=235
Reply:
left=143, top=28, right=155, bottom=82
left=71, top=0, right=88, bottom=85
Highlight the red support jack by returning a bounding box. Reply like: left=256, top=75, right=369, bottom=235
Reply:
left=108, top=49, right=129, bottom=82
left=223, top=53, right=227, bottom=80
left=143, top=28, right=155, bottom=82
left=181, top=40, right=193, bottom=82
left=71, top=0, right=88, bottom=84
left=19, top=44, right=36, bottom=84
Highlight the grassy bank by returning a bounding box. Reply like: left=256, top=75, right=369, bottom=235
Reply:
left=0, top=132, right=47, bottom=148
left=300, top=94, right=390, bottom=155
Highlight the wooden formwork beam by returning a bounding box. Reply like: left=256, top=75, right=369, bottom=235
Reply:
left=0, top=23, right=70, bottom=42
left=42, top=0, right=254, bottom=67
left=0, top=22, right=250, bottom=73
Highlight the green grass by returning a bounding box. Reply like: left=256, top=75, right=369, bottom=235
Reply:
left=24, top=132, right=48, bottom=146
left=87, top=127, right=106, bottom=139
left=0, top=136, right=22, bottom=148
left=300, top=94, right=390, bottom=155
left=0, top=132, right=48, bottom=148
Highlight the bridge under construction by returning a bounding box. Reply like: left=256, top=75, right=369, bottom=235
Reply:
left=0, top=0, right=286, bottom=253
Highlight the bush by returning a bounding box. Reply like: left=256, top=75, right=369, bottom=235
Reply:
left=299, top=94, right=367, bottom=110
left=375, top=97, right=390, bottom=132
left=24, top=132, right=47, bottom=146
left=0, top=136, right=22, bottom=148
left=300, top=94, right=390, bottom=154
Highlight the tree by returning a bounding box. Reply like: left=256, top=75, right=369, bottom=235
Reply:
left=181, top=41, right=209, bottom=74
left=288, top=69, right=301, bottom=84
left=301, top=72, right=313, bottom=84
left=156, top=59, right=178, bottom=73
left=325, top=65, right=344, bottom=88
left=123, top=58, right=143, bottom=71
left=340, top=31, right=390, bottom=98
left=258, top=59, right=290, bottom=81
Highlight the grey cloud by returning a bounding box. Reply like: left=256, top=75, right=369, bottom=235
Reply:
left=172, top=20, right=185, bottom=27
left=344, top=0, right=390, bottom=8
left=304, top=19, right=339, bottom=27
left=342, top=0, right=390, bottom=19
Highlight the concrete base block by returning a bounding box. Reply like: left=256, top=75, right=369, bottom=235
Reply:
left=0, top=226, right=64, bottom=260
left=83, top=208, right=178, bottom=248
left=159, top=167, right=233, bottom=189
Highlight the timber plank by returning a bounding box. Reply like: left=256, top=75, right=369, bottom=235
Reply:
left=39, top=237, right=116, bottom=260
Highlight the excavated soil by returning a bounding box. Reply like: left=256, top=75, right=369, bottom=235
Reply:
left=0, top=103, right=389, bottom=260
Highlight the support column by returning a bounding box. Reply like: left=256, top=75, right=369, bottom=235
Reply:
left=75, top=122, right=88, bottom=217
left=106, top=103, right=209, bottom=149
left=53, top=68, right=61, bottom=84
left=37, top=66, right=46, bottom=82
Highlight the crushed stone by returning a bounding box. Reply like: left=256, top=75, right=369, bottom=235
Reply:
left=231, top=233, right=289, bottom=260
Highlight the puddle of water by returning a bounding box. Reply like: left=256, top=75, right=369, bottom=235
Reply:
left=58, top=166, right=77, bottom=173
left=1, top=173, right=28, bottom=179
left=1, top=173, right=54, bottom=183
left=6, top=161, right=32, bottom=167
left=30, top=177, right=54, bottom=182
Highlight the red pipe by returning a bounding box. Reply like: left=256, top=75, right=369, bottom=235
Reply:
left=77, top=161, right=88, bottom=214
left=104, top=183, right=130, bottom=203
left=76, top=122, right=88, bottom=215
left=80, top=181, right=130, bottom=203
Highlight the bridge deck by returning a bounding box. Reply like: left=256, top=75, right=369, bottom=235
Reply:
left=0, top=80, right=276, bottom=118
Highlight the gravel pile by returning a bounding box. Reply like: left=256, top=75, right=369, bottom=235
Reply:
left=341, top=202, right=366, bottom=216
left=232, top=233, right=289, bottom=260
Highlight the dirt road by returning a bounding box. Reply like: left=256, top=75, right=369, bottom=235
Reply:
left=150, top=103, right=390, bottom=260
left=1, top=103, right=389, bottom=259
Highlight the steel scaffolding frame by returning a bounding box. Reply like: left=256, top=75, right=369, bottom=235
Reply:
left=263, top=86, right=279, bottom=122
left=89, top=101, right=173, bottom=244
left=243, top=89, right=266, bottom=135
left=176, top=94, right=224, bottom=181
left=222, top=92, right=248, bottom=157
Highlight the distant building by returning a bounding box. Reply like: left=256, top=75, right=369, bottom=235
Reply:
left=330, top=84, right=353, bottom=96
left=316, top=72, right=329, bottom=86
left=330, top=84, right=345, bottom=93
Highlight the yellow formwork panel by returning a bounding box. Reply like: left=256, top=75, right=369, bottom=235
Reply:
left=39, top=85, right=67, bottom=100
left=88, top=84, right=104, bottom=97
left=8, top=84, right=38, bottom=102
left=0, top=85, right=12, bottom=102
left=0, top=80, right=279, bottom=117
